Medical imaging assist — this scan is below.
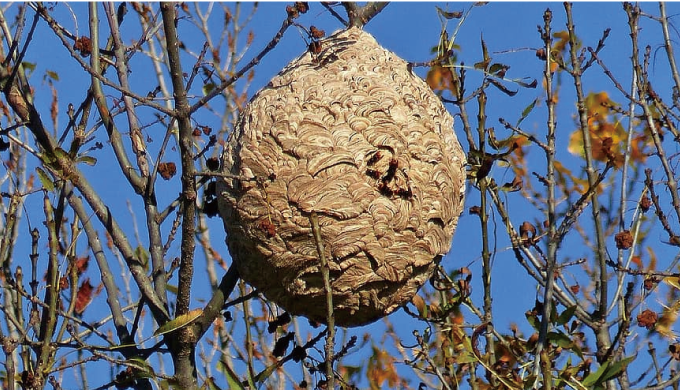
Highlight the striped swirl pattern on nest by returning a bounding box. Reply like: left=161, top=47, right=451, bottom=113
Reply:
left=218, top=27, right=466, bottom=327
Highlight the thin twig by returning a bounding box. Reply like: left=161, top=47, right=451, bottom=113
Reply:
left=309, top=212, right=335, bottom=389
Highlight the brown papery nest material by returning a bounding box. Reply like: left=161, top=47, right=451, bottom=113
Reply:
left=218, top=27, right=466, bottom=327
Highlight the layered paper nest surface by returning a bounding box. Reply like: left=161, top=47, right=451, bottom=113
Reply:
left=218, top=27, right=466, bottom=327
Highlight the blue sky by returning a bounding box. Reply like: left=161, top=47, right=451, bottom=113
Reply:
left=6, top=2, right=680, bottom=388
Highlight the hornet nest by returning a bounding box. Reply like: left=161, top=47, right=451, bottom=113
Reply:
left=217, top=27, right=466, bottom=327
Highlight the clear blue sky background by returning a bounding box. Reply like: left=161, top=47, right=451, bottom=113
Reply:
left=6, top=2, right=680, bottom=388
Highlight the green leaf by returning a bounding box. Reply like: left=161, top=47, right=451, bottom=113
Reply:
left=556, top=305, right=577, bottom=326
left=153, top=308, right=203, bottom=337
left=516, top=98, right=539, bottom=127
left=547, top=331, right=573, bottom=349
left=22, top=61, right=36, bottom=77
left=600, top=355, right=635, bottom=382
left=549, top=303, right=559, bottom=323
left=53, top=147, right=70, bottom=162
left=76, top=155, right=97, bottom=166
left=489, top=63, right=508, bottom=76
left=571, top=343, right=584, bottom=359
left=124, top=356, right=155, bottom=378
left=457, top=336, right=478, bottom=364
left=36, top=167, right=55, bottom=192
left=473, top=61, right=488, bottom=70
left=45, top=70, right=59, bottom=81
left=166, top=284, right=178, bottom=295
left=41, top=150, right=56, bottom=165
left=341, top=365, right=362, bottom=381
left=525, top=311, right=540, bottom=331
left=254, top=361, right=285, bottom=386
left=218, top=359, right=247, bottom=390
left=202, top=82, right=216, bottom=96
left=581, top=361, right=610, bottom=387
left=456, top=351, right=478, bottom=364
left=134, top=245, right=150, bottom=271
left=204, top=376, right=223, bottom=390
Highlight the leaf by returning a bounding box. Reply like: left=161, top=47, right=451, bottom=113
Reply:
left=74, top=256, right=89, bottom=276
left=253, top=360, right=284, bottom=386
left=516, top=98, right=539, bottom=127
left=487, top=126, right=502, bottom=150
left=53, top=147, right=69, bottom=160
left=74, top=278, right=94, bottom=314
left=367, top=346, right=400, bottom=388
left=125, top=356, right=155, bottom=378
left=426, top=65, right=455, bottom=94
left=36, top=167, right=55, bottom=192
left=489, top=78, right=517, bottom=96
left=556, top=305, right=577, bottom=326
left=411, top=295, right=427, bottom=317
left=500, top=175, right=522, bottom=192
left=341, top=365, right=363, bottom=383
left=600, top=355, right=635, bottom=382
left=455, top=350, right=478, bottom=364
left=473, top=61, right=487, bottom=71
left=422, top=327, right=432, bottom=344
left=525, top=311, right=540, bottom=331
left=76, top=155, right=97, bottom=166
left=153, top=308, right=203, bottom=337
left=166, top=284, right=178, bottom=295
left=22, top=61, right=36, bottom=76
left=203, top=377, right=223, bottom=390
left=481, top=34, right=489, bottom=64
left=663, top=276, right=680, bottom=290
left=435, top=6, right=462, bottom=19
left=41, top=150, right=56, bottom=165
left=456, top=336, right=479, bottom=364
left=581, top=360, right=610, bottom=387
left=202, top=82, right=216, bottom=96
left=547, top=331, right=573, bottom=349
left=515, top=78, right=538, bottom=89
left=134, top=245, right=150, bottom=271
left=45, top=70, right=59, bottom=81
left=474, top=35, right=490, bottom=71
left=218, top=360, right=246, bottom=390
left=489, top=63, right=509, bottom=77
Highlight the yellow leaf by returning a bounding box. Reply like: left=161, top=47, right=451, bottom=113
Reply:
left=656, top=301, right=680, bottom=339
left=664, top=276, right=680, bottom=291
left=154, top=308, right=203, bottom=337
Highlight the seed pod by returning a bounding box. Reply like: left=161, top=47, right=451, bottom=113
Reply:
left=218, top=27, right=466, bottom=326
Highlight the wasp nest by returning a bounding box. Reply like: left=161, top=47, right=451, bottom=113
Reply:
left=217, top=27, right=466, bottom=327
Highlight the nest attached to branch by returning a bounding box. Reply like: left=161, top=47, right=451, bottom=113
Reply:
left=217, top=27, right=466, bottom=327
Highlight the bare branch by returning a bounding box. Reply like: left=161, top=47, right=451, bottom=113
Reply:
left=341, top=2, right=389, bottom=28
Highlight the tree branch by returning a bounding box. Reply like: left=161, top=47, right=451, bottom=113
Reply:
left=341, top=2, right=389, bottom=28
left=161, top=3, right=199, bottom=388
